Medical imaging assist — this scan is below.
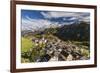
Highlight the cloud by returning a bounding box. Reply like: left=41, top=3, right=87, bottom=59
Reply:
left=41, top=11, right=77, bottom=18
left=81, top=16, right=90, bottom=22
left=69, top=17, right=77, bottom=20
left=21, top=16, right=76, bottom=31
left=40, top=11, right=90, bottom=22
left=63, top=18, right=67, bottom=21
left=41, top=11, right=89, bottom=18
left=22, top=16, right=63, bottom=31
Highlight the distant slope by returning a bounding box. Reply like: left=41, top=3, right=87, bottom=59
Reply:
left=44, top=21, right=90, bottom=41
left=54, top=22, right=90, bottom=41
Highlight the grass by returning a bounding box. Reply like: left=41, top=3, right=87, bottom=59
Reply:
left=21, top=36, right=46, bottom=62
left=21, top=37, right=33, bottom=52
left=80, top=48, right=90, bottom=57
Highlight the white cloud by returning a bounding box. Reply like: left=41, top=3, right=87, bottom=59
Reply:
left=22, top=16, right=68, bottom=31
left=41, top=11, right=90, bottom=23
left=41, top=11, right=89, bottom=19
left=69, top=17, right=77, bottom=20
left=22, top=16, right=76, bottom=31
left=22, top=16, right=52, bottom=31
left=81, top=16, right=90, bottom=22
left=63, top=18, right=67, bottom=21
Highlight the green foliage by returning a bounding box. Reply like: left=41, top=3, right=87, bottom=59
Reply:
left=21, top=36, right=46, bottom=62
left=72, top=41, right=89, bottom=48
left=34, top=34, right=42, bottom=38
left=80, top=48, right=90, bottom=58
left=21, top=58, right=30, bottom=63
left=21, top=37, right=33, bottom=52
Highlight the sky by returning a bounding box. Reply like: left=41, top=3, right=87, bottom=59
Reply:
left=21, top=9, right=90, bottom=31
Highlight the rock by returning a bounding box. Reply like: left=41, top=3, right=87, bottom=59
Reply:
left=80, top=56, right=89, bottom=60
left=49, top=56, right=58, bottom=61
left=39, top=54, right=51, bottom=62
left=71, top=52, right=82, bottom=60
left=58, top=48, right=62, bottom=52
left=67, top=54, right=73, bottom=61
